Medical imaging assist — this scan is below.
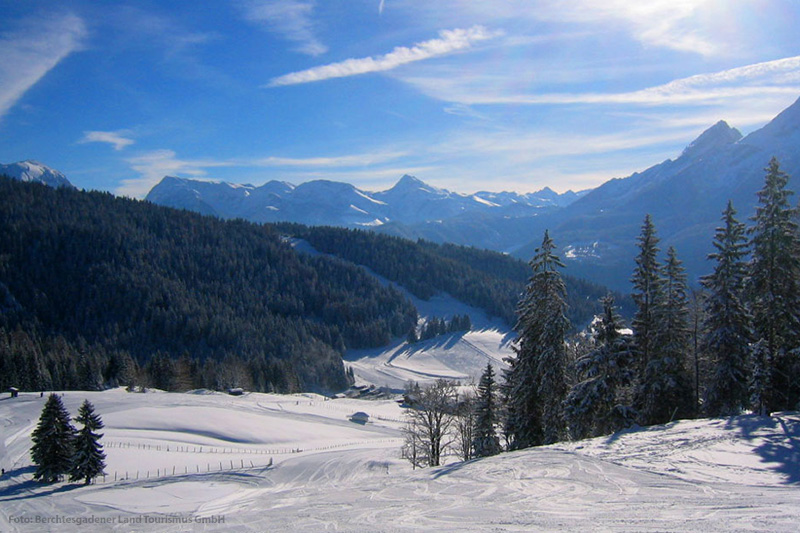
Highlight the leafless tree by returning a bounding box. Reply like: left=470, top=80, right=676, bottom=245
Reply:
left=401, top=379, right=458, bottom=467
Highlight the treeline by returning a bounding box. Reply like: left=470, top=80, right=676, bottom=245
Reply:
left=0, top=177, right=417, bottom=394
left=274, top=223, right=629, bottom=328
left=408, top=314, right=472, bottom=343
left=505, top=157, right=800, bottom=452
left=403, top=158, right=800, bottom=468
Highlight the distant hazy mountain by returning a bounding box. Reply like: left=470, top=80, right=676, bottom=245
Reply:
left=514, top=96, right=800, bottom=290
left=145, top=173, right=586, bottom=229
left=0, top=160, right=74, bottom=189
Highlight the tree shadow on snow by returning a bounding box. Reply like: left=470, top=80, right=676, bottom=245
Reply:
left=725, top=413, right=800, bottom=484
left=431, top=459, right=472, bottom=479
left=0, top=467, right=86, bottom=502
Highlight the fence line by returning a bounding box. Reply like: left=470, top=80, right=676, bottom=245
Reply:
left=103, top=437, right=402, bottom=457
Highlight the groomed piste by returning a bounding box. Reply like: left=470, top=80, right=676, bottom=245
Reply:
left=1, top=388, right=799, bottom=532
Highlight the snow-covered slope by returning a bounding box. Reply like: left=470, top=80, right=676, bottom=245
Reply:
left=0, top=160, right=74, bottom=189
left=2, top=389, right=798, bottom=532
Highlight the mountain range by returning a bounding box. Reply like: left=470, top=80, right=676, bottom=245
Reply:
left=145, top=173, right=585, bottom=228
left=5, top=95, right=800, bottom=291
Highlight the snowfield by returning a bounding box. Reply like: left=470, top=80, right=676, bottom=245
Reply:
left=1, top=388, right=799, bottom=532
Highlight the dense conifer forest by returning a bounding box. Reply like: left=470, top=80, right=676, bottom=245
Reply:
left=274, top=224, right=629, bottom=327
left=0, top=177, right=417, bottom=393
left=0, top=177, right=629, bottom=396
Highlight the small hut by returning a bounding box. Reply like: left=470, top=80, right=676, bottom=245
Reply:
left=349, top=411, right=370, bottom=424
left=8, top=387, right=19, bottom=398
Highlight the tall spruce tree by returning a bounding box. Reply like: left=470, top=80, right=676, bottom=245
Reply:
left=564, top=295, right=633, bottom=439
left=631, top=215, right=662, bottom=381
left=31, top=394, right=76, bottom=483
left=69, top=399, right=107, bottom=484
left=637, top=247, right=694, bottom=425
left=701, top=201, right=752, bottom=416
left=506, top=230, right=570, bottom=447
left=748, top=157, right=800, bottom=411
left=472, top=363, right=501, bottom=457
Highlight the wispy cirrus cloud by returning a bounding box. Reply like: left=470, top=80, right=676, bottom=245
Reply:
left=241, top=0, right=327, bottom=56
left=80, top=130, right=136, bottom=151
left=0, top=13, right=87, bottom=122
left=267, top=25, right=502, bottom=87
left=403, top=55, right=800, bottom=107
left=251, top=151, right=407, bottom=168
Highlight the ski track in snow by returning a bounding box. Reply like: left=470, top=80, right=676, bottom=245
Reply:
left=1, top=389, right=799, bottom=532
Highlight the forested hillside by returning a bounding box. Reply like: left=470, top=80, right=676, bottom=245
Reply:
left=0, top=177, right=417, bottom=394
left=275, top=224, right=631, bottom=327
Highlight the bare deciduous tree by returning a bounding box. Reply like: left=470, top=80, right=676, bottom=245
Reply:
left=401, top=379, right=458, bottom=467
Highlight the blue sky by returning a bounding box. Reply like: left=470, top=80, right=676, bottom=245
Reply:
left=1, top=0, right=799, bottom=198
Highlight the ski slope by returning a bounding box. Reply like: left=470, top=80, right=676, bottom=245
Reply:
left=1, top=388, right=799, bottom=532
left=291, top=236, right=516, bottom=390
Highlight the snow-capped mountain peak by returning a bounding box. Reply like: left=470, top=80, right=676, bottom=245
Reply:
left=0, top=160, right=75, bottom=189
left=146, top=174, right=585, bottom=229
left=680, top=120, right=742, bottom=161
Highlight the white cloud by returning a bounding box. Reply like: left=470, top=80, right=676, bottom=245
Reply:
left=384, top=0, right=725, bottom=55
left=267, top=25, right=502, bottom=87
left=0, top=13, right=87, bottom=121
left=80, top=130, right=135, bottom=151
left=241, top=0, right=327, bottom=56
left=545, top=0, right=718, bottom=56
left=251, top=150, right=407, bottom=167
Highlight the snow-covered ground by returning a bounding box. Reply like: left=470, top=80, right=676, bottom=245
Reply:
left=2, top=388, right=799, bottom=532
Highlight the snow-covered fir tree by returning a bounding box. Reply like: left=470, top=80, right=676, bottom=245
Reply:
left=472, top=363, right=501, bottom=457
left=69, top=399, right=107, bottom=484
left=747, top=157, right=800, bottom=412
left=564, top=295, right=634, bottom=440
left=748, top=158, right=800, bottom=411
left=750, top=339, right=772, bottom=416
left=31, top=394, right=76, bottom=483
left=505, top=230, right=570, bottom=447
left=637, top=247, right=694, bottom=425
left=630, top=215, right=662, bottom=380
left=701, top=201, right=752, bottom=416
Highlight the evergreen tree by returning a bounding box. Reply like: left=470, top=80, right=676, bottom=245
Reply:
left=747, top=157, right=800, bottom=411
left=505, top=230, right=570, bottom=447
left=69, top=400, right=107, bottom=484
left=637, top=247, right=694, bottom=425
left=630, top=215, right=662, bottom=380
left=564, top=295, right=634, bottom=439
left=31, top=394, right=76, bottom=483
left=750, top=339, right=772, bottom=416
left=472, top=363, right=502, bottom=457
left=701, top=201, right=752, bottom=416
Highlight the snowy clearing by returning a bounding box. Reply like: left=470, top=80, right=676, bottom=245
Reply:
left=1, top=388, right=799, bottom=532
